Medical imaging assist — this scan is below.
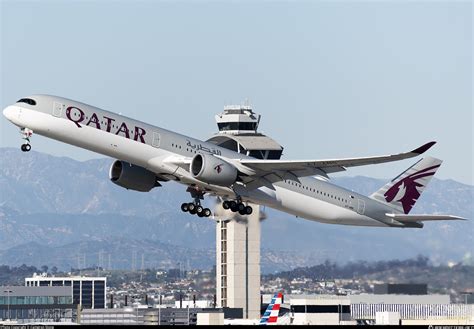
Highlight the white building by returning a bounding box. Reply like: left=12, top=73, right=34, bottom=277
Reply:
left=280, top=293, right=473, bottom=325
left=350, top=294, right=473, bottom=324
left=289, top=295, right=354, bottom=325
left=25, top=274, right=107, bottom=309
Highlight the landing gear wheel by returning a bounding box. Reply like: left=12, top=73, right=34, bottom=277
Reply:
left=230, top=201, right=238, bottom=212
left=21, top=144, right=31, bottom=152
left=203, top=208, right=212, bottom=217
left=244, top=206, right=253, bottom=215
left=237, top=203, right=245, bottom=212
left=197, top=212, right=204, bottom=217
left=239, top=209, right=247, bottom=215
left=181, top=203, right=189, bottom=212
left=188, top=203, right=197, bottom=214
left=196, top=205, right=203, bottom=214
left=222, top=201, right=230, bottom=210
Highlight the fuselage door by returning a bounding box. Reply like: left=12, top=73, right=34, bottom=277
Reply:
left=53, top=102, right=64, bottom=118
left=357, top=199, right=365, bottom=215
left=152, top=132, right=161, bottom=148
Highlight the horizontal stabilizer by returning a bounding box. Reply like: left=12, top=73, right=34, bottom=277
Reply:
left=386, top=213, right=467, bottom=222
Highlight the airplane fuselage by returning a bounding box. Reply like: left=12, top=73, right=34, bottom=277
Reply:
left=3, top=95, right=406, bottom=227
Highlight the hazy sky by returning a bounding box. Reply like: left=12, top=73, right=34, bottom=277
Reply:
left=1, top=1, right=472, bottom=185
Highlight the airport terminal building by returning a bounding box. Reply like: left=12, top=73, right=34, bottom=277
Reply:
left=25, top=274, right=106, bottom=309
left=0, top=286, right=74, bottom=322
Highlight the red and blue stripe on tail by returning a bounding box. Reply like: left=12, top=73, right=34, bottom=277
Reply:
left=259, top=292, right=283, bottom=325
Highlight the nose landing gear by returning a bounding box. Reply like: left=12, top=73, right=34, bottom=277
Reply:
left=20, top=128, right=33, bottom=152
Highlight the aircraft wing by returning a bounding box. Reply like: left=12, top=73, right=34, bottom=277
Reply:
left=237, top=141, right=436, bottom=177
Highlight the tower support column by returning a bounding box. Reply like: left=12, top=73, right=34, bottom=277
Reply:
left=216, top=203, right=261, bottom=319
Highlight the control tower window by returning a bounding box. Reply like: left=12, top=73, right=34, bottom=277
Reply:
left=218, top=122, right=257, bottom=131
left=17, top=98, right=36, bottom=106
left=216, top=139, right=238, bottom=152
left=248, top=150, right=265, bottom=159
left=267, top=150, right=283, bottom=159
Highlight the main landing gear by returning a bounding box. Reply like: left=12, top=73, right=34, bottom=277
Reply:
left=182, top=186, right=212, bottom=218
left=222, top=200, right=253, bottom=216
left=20, top=128, right=33, bottom=152
left=181, top=202, right=212, bottom=218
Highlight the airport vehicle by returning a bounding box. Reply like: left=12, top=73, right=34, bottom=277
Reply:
left=3, top=95, right=465, bottom=227
left=259, top=292, right=283, bottom=325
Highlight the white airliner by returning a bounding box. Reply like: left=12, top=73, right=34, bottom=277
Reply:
left=3, top=95, right=465, bottom=228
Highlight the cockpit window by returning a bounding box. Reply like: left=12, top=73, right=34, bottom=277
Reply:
left=17, top=98, right=37, bottom=106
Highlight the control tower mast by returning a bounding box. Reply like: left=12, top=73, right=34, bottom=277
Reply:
left=209, top=103, right=283, bottom=320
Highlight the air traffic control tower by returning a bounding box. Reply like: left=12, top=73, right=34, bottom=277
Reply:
left=207, top=104, right=283, bottom=319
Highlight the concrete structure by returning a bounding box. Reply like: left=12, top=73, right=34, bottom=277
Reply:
left=289, top=295, right=354, bottom=325
left=350, top=294, right=473, bottom=324
left=0, top=286, right=74, bottom=323
left=267, top=293, right=473, bottom=325
left=174, top=299, right=213, bottom=308
left=215, top=207, right=261, bottom=319
left=80, top=307, right=138, bottom=325
left=375, top=311, right=401, bottom=325
left=211, top=104, right=283, bottom=320
left=81, top=307, right=236, bottom=325
left=25, top=274, right=106, bottom=309
left=349, top=293, right=450, bottom=305
left=196, top=312, right=224, bottom=325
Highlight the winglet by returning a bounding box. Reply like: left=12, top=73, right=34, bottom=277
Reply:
left=412, top=141, right=436, bottom=154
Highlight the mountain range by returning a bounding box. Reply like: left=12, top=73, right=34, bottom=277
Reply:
left=0, top=147, right=472, bottom=273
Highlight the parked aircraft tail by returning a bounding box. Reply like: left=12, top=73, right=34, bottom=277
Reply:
left=259, top=292, right=283, bottom=325
left=370, top=157, right=442, bottom=214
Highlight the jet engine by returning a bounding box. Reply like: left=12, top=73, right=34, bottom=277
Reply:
left=190, top=153, right=237, bottom=186
left=109, top=160, right=160, bottom=192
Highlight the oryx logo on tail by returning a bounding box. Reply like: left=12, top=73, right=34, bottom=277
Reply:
left=384, top=164, right=440, bottom=214
left=371, top=157, right=443, bottom=214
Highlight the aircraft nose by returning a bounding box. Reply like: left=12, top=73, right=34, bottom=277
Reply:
left=3, top=105, right=19, bottom=121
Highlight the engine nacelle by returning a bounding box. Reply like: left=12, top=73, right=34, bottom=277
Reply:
left=109, top=160, right=159, bottom=192
left=190, top=153, right=238, bottom=186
